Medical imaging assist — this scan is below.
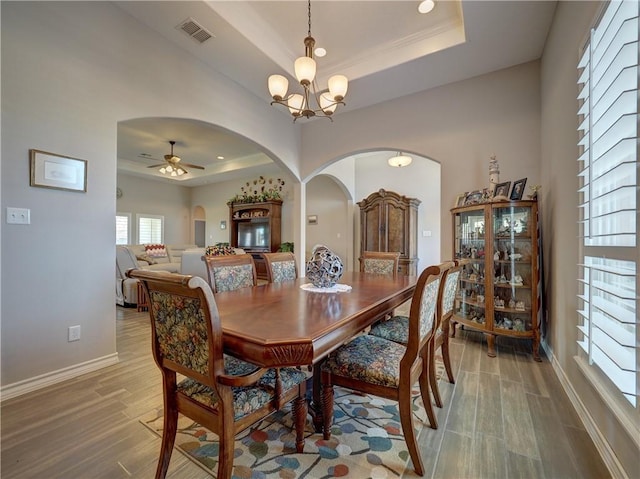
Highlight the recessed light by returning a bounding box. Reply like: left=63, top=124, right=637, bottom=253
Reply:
left=418, top=0, right=435, bottom=14
left=314, top=47, right=326, bottom=58
left=217, top=155, right=224, bottom=160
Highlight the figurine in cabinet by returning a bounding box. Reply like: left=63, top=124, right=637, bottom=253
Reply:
left=514, top=318, right=525, bottom=331
left=511, top=274, right=523, bottom=286
left=508, top=298, right=516, bottom=309
left=509, top=253, right=523, bottom=261
left=494, top=251, right=500, bottom=261
left=477, top=294, right=485, bottom=304
left=515, top=301, right=526, bottom=311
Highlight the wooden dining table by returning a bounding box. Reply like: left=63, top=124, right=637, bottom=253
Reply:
left=213, top=271, right=417, bottom=429
left=215, top=271, right=416, bottom=366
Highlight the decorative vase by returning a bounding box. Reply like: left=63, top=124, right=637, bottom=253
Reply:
left=306, top=244, right=344, bottom=288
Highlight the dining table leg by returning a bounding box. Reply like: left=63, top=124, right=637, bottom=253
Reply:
left=308, top=363, right=325, bottom=432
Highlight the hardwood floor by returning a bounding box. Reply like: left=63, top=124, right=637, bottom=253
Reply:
left=1, top=307, right=610, bottom=478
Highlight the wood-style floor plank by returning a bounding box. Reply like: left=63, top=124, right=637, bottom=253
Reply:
left=0, top=307, right=610, bottom=478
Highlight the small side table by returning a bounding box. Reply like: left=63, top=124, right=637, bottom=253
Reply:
left=137, top=281, right=148, bottom=312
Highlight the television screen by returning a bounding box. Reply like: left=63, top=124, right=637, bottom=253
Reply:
left=237, top=221, right=269, bottom=249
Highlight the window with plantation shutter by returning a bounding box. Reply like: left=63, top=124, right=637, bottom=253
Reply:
left=576, top=0, right=638, bottom=409
left=137, top=214, right=164, bottom=245
left=115, top=213, right=131, bottom=245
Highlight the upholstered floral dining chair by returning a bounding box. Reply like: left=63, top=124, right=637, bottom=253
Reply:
left=261, top=252, right=298, bottom=283
left=368, top=260, right=462, bottom=416
left=320, top=264, right=443, bottom=476
left=359, top=250, right=400, bottom=276
left=204, top=254, right=257, bottom=293
left=127, top=269, right=307, bottom=479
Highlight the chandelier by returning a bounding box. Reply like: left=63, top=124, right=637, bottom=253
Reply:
left=388, top=152, right=413, bottom=168
left=268, top=0, right=348, bottom=121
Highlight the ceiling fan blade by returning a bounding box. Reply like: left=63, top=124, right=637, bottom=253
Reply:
left=181, top=162, right=205, bottom=170
left=147, top=163, right=167, bottom=168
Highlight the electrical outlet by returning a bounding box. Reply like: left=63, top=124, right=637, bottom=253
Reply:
left=68, top=325, right=81, bottom=342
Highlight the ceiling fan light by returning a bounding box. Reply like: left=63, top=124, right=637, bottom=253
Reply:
left=166, top=165, right=173, bottom=173
left=294, top=56, right=316, bottom=85
left=320, top=92, right=337, bottom=114
left=177, top=168, right=185, bottom=176
left=159, top=167, right=166, bottom=174
left=268, top=74, right=289, bottom=100
left=328, top=75, right=348, bottom=101
left=170, top=170, right=177, bottom=177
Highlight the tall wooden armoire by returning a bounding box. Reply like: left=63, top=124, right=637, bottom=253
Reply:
left=358, top=189, right=420, bottom=276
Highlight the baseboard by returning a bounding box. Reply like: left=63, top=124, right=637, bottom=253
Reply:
left=541, top=343, right=628, bottom=479
left=0, top=353, right=119, bottom=402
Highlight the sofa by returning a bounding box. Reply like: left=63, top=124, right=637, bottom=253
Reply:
left=116, top=243, right=196, bottom=306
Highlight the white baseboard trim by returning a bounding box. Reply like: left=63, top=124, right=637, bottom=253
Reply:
left=542, top=343, right=628, bottom=479
left=0, top=353, right=119, bottom=402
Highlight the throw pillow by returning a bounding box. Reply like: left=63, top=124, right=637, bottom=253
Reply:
left=136, top=253, right=156, bottom=265
left=145, top=244, right=168, bottom=258
left=205, top=245, right=237, bottom=256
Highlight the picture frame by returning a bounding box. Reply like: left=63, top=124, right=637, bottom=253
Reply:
left=510, top=178, right=527, bottom=201
left=455, top=192, right=467, bottom=207
left=494, top=181, right=511, bottom=199
left=30, top=149, right=87, bottom=192
left=464, top=190, right=483, bottom=206
left=307, top=215, right=318, bottom=225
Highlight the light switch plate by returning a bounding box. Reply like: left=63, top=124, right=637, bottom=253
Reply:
left=6, top=207, right=30, bottom=224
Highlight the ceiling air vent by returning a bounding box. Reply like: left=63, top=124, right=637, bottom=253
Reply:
left=177, top=18, right=214, bottom=44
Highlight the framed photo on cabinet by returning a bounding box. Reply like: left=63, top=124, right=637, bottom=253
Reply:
left=510, top=178, right=527, bottom=200
left=494, top=181, right=511, bottom=198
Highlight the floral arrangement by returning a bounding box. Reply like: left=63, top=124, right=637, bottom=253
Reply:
left=228, top=176, right=285, bottom=204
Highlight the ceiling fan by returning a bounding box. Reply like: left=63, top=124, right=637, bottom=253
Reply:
left=144, top=140, right=205, bottom=177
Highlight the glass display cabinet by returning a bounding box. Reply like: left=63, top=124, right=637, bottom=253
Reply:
left=451, top=200, right=540, bottom=360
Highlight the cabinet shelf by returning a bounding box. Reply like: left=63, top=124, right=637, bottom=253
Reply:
left=451, top=200, right=540, bottom=360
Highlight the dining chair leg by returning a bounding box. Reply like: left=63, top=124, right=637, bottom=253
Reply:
left=156, top=376, right=178, bottom=479
left=399, top=387, right=425, bottom=476
left=217, top=408, right=236, bottom=479
left=321, top=380, right=334, bottom=440
left=418, top=355, right=438, bottom=430
left=292, top=395, right=308, bottom=453
left=441, top=323, right=456, bottom=384
left=428, top=341, right=443, bottom=408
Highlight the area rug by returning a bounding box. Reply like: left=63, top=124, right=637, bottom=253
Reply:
left=140, top=362, right=444, bottom=479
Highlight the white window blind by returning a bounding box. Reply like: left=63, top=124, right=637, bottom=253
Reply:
left=576, top=0, right=638, bottom=407
left=115, top=213, right=131, bottom=245
left=137, top=214, right=164, bottom=244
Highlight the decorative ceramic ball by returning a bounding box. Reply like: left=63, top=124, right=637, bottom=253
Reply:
left=306, top=244, right=344, bottom=288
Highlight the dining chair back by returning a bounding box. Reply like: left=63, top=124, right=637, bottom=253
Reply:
left=368, top=261, right=460, bottom=416
left=204, top=253, right=257, bottom=293
left=261, top=252, right=298, bottom=283
left=359, top=250, right=400, bottom=277
left=320, top=264, right=443, bottom=476
left=127, top=269, right=307, bottom=479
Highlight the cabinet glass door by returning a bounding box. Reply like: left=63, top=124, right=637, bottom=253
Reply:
left=454, top=208, right=487, bottom=329
left=492, top=205, right=534, bottom=333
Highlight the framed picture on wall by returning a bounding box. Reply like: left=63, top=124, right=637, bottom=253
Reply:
left=510, top=178, right=527, bottom=200
left=29, top=149, right=87, bottom=192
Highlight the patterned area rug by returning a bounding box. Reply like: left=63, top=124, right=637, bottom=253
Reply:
left=140, top=362, right=444, bottom=479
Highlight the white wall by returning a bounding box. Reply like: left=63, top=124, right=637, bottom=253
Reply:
left=1, top=1, right=298, bottom=389
left=540, top=2, right=638, bottom=477
left=305, top=176, right=351, bottom=265
left=301, top=61, right=542, bottom=260
left=117, top=174, right=192, bottom=244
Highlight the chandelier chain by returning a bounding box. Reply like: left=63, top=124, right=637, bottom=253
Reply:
left=307, top=0, right=312, bottom=37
